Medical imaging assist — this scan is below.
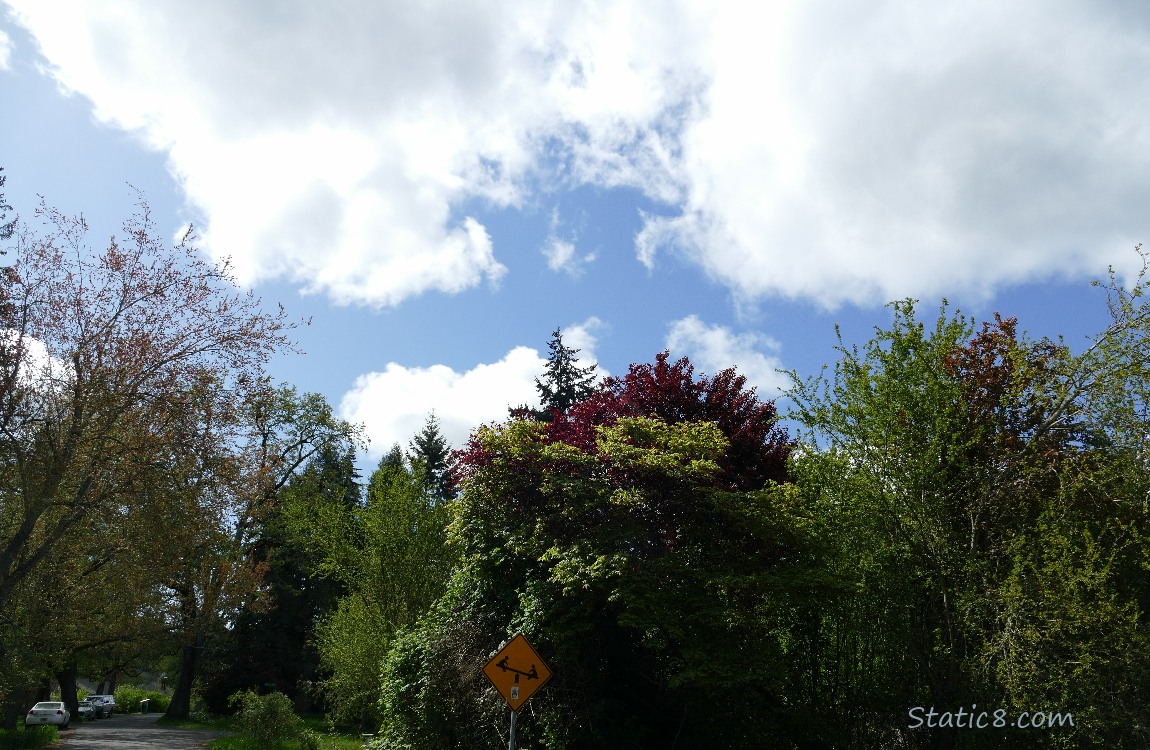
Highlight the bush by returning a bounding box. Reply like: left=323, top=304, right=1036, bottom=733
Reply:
left=114, top=684, right=171, bottom=713
left=0, top=725, right=58, bottom=748
left=229, top=690, right=303, bottom=748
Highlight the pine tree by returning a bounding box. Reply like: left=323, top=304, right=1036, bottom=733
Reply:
left=533, top=327, right=599, bottom=419
left=408, top=412, right=452, bottom=500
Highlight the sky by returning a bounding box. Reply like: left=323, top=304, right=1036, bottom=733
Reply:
left=1, top=1, right=1147, bottom=479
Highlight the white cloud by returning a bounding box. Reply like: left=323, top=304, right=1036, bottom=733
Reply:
left=639, top=1, right=1150, bottom=306
left=665, top=316, right=787, bottom=396
left=3, top=0, right=699, bottom=307
left=561, top=316, right=608, bottom=377
left=542, top=237, right=574, bottom=272
left=337, top=316, right=606, bottom=459
left=338, top=346, right=544, bottom=460
left=0, top=27, right=11, bottom=70
left=7, top=1, right=1150, bottom=306
left=541, top=208, right=596, bottom=276
left=541, top=236, right=597, bottom=276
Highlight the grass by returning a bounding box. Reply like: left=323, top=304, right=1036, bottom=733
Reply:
left=185, top=713, right=368, bottom=750
left=0, top=724, right=59, bottom=748
left=155, top=714, right=233, bottom=731
left=150, top=707, right=372, bottom=750
left=207, top=734, right=367, bottom=750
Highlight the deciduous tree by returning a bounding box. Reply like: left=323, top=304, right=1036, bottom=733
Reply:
left=381, top=353, right=803, bottom=749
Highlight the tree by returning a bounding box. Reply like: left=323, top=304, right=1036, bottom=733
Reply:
left=0, top=198, right=299, bottom=710
left=163, top=382, right=364, bottom=719
left=198, top=442, right=361, bottom=714
left=408, top=411, right=452, bottom=500
left=531, top=327, right=598, bottom=419
left=784, top=253, right=1150, bottom=748
left=379, top=353, right=805, bottom=749
left=284, top=444, right=452, bottom=728
left=0, top=200, right=296, bottom=611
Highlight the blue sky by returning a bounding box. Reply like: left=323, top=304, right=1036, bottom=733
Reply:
left=1, top=1, right=1143, bottom=478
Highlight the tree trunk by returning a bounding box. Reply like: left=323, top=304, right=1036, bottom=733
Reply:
left=2, top=699, right=20, bottom=731
left=57, top=657, right=79, bottom=716
left=165, top=636, right=202, bottom=719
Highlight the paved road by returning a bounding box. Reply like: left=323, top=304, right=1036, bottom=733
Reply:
left=58, top=713, right=232, bottom=749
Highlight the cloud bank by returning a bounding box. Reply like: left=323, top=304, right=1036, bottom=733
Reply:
left=665, top=316, right=787, bottom=396
left=339, top=318, right=606, bottom=459
left=7, top=0, right=1149, bottom=307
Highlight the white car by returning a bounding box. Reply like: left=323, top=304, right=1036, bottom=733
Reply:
left=76, top=700, right=96, bottom=720
left=26, top=701, right=70, bottom=728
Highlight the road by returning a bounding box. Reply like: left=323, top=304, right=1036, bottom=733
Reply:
left=58, top=713, right=232, bottom=749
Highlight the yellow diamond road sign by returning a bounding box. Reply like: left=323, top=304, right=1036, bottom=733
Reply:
left=483, top=634, right=552, bottom=711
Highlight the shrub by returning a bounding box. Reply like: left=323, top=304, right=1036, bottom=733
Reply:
left=229, top=690, right=303, bottom=748
left=114, top=684, right=172, bottom=713
left=0, top=725, right=58, bottom=749
left=299, top=728, right=322, bottom=750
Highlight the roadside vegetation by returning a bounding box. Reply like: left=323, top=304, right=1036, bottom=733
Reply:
left=0, top=725, right=57, bottom=749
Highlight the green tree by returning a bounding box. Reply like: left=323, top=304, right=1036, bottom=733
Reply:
left=198, top=443, right=361, bottom=714
left=378, top=354, right=808, bottom=749
left=531, top=327, right=598, bottom=419
left=163, top=382, right=364, bottom=719
left=284, top=445, right=453, bottom=727
left=0, top=199, right=298, bottom=719
left=408, top=411, right=452, bottom=500
left=785, top=251, right=1150, bottom=748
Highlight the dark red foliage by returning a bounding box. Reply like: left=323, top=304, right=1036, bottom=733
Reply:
left=943, top=314, right=1067, bottom=453
left=454, top=351, right=792, bottom=492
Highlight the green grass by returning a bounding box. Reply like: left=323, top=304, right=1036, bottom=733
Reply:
left=207, top=734, right=366, bottom=750
left=0, top=725, right=60, bottom=748
left=203, top=717, right=370, bottom=750
left=155, top=714, right=234, bottom=731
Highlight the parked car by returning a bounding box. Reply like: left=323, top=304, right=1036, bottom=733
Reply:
left=76, top=700, right=96, bottom=720
left=26, top=701, right=70, bottom=728
left=86, top=694, right=116, bottom=718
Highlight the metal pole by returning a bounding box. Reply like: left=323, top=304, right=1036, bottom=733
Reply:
left=509, top=709, right=517, bottom=750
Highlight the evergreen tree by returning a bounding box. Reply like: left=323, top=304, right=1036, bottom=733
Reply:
left=532, top=327, right=598, bottom=419
left=408, top=412, right=452, bottom=500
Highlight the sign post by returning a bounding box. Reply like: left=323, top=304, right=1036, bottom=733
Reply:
left=483, top=634, right=553, bottom=749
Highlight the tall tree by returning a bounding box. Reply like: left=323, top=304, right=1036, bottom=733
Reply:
left=381, top=354, right=802, bottom=749
left=0, top=198, right=298, bottom=710
left=163, top=382, right=364, bottom=719
left=408, top=411, right=452, bottom=500
left=785, top=254, right=1150, bottom=749
left=532, top=327, right=598, bottom=419
left=198, top=442, right=361, bottom=713
left=284, top=445, right=452, bottom=728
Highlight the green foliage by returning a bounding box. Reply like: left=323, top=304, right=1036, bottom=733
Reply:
left=783, top=255, right=1150, bottom=748
left=379, top=356, right=805, bottom=749
left=284, top=446, right=453, bottom=728
left=0, top=725, right=58, bottom=749
left=228, top=690, right=304, bottom=748
left=114, top=684, right=171, bottom=713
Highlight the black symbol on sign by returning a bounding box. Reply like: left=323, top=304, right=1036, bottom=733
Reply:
left=496, top=656, right=539, bottom=684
